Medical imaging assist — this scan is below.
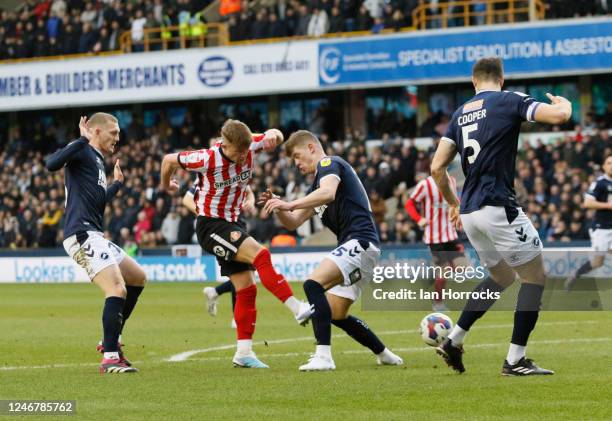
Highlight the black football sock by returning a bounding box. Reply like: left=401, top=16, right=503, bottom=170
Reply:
left=102, top=296, right=125, bottom=354
left=332, top=316, right=385, bottom=354
left=456, top=277, right=506, bottom=331
left=574, top=261, right=593, bottom=278
left=231, top=288, right=236, bottom=313
left=120, top=285, right=144, bottom=334
left=215, top=280, right=234, bottom=296
left=303, top=280, right=331, bottom=346
left=511, top=283, right=544, bottom=346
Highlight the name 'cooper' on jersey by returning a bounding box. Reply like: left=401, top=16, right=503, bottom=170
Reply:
left=442, top=89, right=541, bottom=214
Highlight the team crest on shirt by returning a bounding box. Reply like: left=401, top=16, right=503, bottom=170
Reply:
left=213, top=245, right=226, bottom=258
left=314, top=204, right=327, bottom=218
left=320, top=158, right=331, bottom=167
left=230, top=231, right=242, bottom=242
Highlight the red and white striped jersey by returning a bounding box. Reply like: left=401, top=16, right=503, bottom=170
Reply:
left=410, top=175, right=459, bottom=245
left=177, top=134, right=265, bottom=222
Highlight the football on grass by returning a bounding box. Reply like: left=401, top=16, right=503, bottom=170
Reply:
left=419, top=313, right=453, bottom=347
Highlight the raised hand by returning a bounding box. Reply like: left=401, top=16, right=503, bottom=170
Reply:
left=256, top=188, right=278, bottom=206
left=114, top=159, right=124, bottom=183
left=264, top=198, right=293, bottom=214
left=79, top=116, right=91, bottom=140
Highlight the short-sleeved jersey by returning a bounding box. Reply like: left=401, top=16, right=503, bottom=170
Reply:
left=442, top=90, right=542, bottom=214
left=585, top=175, right=612, bottom=229
left=62, top=141, right=118, bottom=238
left=177, top=134, right=265, bottom=222
left=410, top=175, right=458, bottom=244
left=307, top=156, right=379, bottom=246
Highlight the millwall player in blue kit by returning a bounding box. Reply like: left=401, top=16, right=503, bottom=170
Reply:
left=45, top=114, right=147, bottom=374
left=261, top=130, right=403, bottom=371
left=565, top=155, right=612, bottom=291
left=431, top=57, right=572, bottom=376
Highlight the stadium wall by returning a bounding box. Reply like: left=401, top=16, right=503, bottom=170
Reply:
left=1, top=243, right=605, bottom=283
left=0, top=18, right=610, bottom=111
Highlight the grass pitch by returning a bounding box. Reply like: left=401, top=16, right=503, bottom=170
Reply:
left=0, top=282, right=610, bottom=420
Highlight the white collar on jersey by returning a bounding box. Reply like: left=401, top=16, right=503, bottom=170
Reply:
left=605, top=174, right=612, bottom=182
left=475, top=89, right=501, bottom=94
left=91, top=145, right=104, bottom=157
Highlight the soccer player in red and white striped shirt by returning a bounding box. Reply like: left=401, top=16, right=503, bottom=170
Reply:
left=159, top=119, right=312, bottom=368
left=405, top=175, right=468, bottom=311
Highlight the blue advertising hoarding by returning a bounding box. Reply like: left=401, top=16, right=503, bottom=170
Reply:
left=319, top=18, right=612, bottom=86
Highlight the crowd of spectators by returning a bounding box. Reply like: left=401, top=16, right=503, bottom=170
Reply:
left=0, top=0, right=211, bottom=60
left=226, top=0, right=611, bottom=42
left=1, top=0, right=609, bottom=60
left=0, top=104, right=610, bottom=251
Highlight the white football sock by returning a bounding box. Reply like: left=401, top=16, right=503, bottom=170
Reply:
left=284, top=296, right=301, bottom=315
left=447, top=325, right=468, bottom=346
left=236, top=339, right=253, bottom=356
left=376, top=348, right=391, bottom=357
left=506, top=343, right=526, bottom=365
left=103, top=351, right=120, bottom=360
left=316, top=345, right=332, bottom=359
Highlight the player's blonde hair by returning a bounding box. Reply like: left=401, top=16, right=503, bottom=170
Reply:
left=88, top=112, right=118, bottom=127
left=285, top=130, right=322, bottom=156
left=221, top=119, right=252, bottom=150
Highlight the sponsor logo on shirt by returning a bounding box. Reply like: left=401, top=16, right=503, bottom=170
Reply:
left=97, top=169, right=107, bottom=189
left=462, top=99, right=483, bottom=113
left=214, top=170, right=251, bottom=189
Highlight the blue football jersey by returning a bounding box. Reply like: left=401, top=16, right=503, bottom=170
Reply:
left=443, top=90, right=542, bottom=214
left=45, top=137, right=122, bottom=238
left=585, top=175, right=612, bottom=229
left=307, top=156, right=379, bottom=246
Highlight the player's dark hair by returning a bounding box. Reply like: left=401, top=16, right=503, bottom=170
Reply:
left=221, top=119, right=252, bottom=150
left=88, top=112, right=118, bottom=127
left=472, top=57, right=504, bottom=84
left=285, top=130, right=321, bottom=156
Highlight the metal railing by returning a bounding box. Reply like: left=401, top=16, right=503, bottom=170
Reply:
left=411, top=0, right=546, bottom=30
left=0, top=0, right=546, bottom=63
left=119, top=23, right=229, bottom=53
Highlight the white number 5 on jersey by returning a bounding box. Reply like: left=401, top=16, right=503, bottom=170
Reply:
left=462, top=123, right=480, bottom=164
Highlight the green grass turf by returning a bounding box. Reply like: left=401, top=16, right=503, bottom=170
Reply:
left=0, top=282, right=610, bottom=420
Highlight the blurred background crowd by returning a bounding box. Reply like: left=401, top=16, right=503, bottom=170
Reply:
left=1, top=0, right=610, bottom=60
left=0, top=0, right=611, bottom=251
left=0, top=107, right=610, bottom=250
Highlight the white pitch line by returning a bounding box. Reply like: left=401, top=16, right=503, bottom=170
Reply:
left=166, top=320, right=598, bottom=362
left=0, top=320, right=600, bottom=371
left=185, top=337, right=612, bottom=363
left=0, top=361, right=144, bottom=371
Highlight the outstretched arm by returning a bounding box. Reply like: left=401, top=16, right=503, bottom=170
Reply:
left=45, top=116, right=91, bottom=171
left=159, top=153, right=182, bottom=193
left=251, top=129, right=284, bottom=153
left=257, top=189, right=315, bottom=231
left=45, top=138, right=88, bottom=171
left=533, top=93, right=572, bottom=125
left=264, top=175, right=340, bottom=213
